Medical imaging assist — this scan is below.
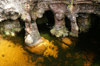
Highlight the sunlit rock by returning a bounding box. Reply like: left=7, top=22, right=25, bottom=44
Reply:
left=25, top=37, right=49, bottom=55
left=62, top=38, right=72, bottom=45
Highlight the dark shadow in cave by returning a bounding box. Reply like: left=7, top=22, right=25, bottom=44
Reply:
left=37, top=11, right=72, bottom=38
left=65, top=16, right=71, bottom=32
left=36, top=10, right=56, bottom=40
left=37, top=10, right=55, bottom=30
left=75, top=14, right=100, bottom=63
left=76, top=14, right=100, bottom=51
left=0, top=18, right=25, bottom=46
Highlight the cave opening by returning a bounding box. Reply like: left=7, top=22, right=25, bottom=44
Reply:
left=37, top=10, right=54, bottom=31
left=35, top=11, right=100, bottom=39
left=76, top=13, right=100, bottom=53
left=0, top=10, right=100, bottom=66
left=65, top=16, right=71, bottom=32
left=75, top=14, right=100, bottom=65
left=6, top=12, right=100, bottom=53
left=37, top=10, right=72, bottom=38
left=78, top=13, right=100, bottom=38
left=36, top=10, right=55, bottom=39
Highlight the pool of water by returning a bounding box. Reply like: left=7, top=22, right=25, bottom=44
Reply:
left=0, top=23, right=100, bottom=66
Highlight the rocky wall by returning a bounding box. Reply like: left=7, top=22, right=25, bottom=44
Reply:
left=0, top=0, right=100, bottom=54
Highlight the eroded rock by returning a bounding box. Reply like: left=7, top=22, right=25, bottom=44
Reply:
left=0, top=20, right=22, bottom=36
left=0, top=0, right=100, bottom=54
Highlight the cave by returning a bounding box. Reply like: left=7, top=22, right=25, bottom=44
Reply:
left=0, top=0, right=100, bottom=66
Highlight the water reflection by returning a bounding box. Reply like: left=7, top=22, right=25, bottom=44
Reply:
left=0, top=23, right=100, bottom=66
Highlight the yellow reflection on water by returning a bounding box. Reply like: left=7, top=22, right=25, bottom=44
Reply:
left=0, top=35, right=37, bottom=66
left=0, top=34, right=97, bottom=66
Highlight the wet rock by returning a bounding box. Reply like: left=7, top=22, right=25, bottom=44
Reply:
left=0, top=0, right=100, bottom=54
left=0, top=20, right=22, bottom=36
left=25, top=37, right=49, bottom=55
left=62, top=38, right=72, bottom=45
left=50, top=26, right=69, bottom=37
left=78, top=14, right=91, bottom=33
left=60, top=43, right=69, bottom=50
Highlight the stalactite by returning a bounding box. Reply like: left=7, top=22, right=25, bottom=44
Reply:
left=0, top=0, right=100, bottom=54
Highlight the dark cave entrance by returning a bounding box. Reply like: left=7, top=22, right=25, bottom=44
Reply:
left=37, top=10, right=72, bottom=37
left=76, top=13, right=100, bottom=53
left=16, top=11, right=100, bottom=41
left=36, top=11, right=100, bottom=38
left=17, top=12, right=100, bottom=55
left=65, top=16, right=71, bottom=32
left=37, top=10, right=55, bottom=35
left=78, top=13, right=100, bottom=38
left=10, top=12, right=100, bottom=40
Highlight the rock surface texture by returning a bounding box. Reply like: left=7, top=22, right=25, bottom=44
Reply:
left=0, top=0, right=100, bottom=54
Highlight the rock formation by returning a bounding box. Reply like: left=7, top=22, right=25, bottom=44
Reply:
left=0, top=0, right=100, bottom=54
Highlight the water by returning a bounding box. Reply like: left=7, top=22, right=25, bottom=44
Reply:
left=0, top=22, right=100, bottom=66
